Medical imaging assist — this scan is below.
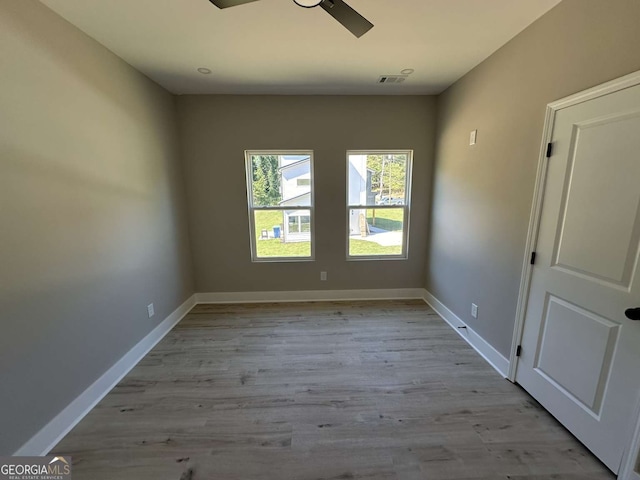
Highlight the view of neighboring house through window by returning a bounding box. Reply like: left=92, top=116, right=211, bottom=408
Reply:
left=245, top=151, right=314, bottom=261
left=347, top=151, right=412, bottom=258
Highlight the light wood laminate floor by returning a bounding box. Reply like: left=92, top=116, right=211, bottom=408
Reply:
left=53, top=300, right=614, bottom=480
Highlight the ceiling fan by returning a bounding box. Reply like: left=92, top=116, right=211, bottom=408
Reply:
left=208, top=0, right=374, bottom=38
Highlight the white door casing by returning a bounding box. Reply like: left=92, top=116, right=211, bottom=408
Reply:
left=514, top=72, right=640, bottom=476
left=620, top=404, right=640, bottom=480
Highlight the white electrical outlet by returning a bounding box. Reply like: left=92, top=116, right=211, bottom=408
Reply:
left=320, top=271, right=327, bottom=281
left=471, top=303, right=478, bottom=319
left=470, top=129, right=477, bottom=146
left=147, top=303, right=155, bottom=318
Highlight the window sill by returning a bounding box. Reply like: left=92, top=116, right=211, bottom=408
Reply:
left=251, top=257, right=315, bottom=263
left=346, top=255, right=408, bottom=261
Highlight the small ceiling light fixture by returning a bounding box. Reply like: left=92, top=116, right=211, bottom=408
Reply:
left=293, top=0, right=323, bottom=7
left=400, top=68, right=415, bottom=75
left=197, top=67, right=212, bottom=74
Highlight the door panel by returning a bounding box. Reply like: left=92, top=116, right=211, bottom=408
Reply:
left=516, top=82, right=640, bottom=474
left=535, top=295, right=620, bottom=415
left=553, top=112, right=640, bottom=286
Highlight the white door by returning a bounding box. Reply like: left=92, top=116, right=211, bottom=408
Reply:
left=516, top=80, right=640, bottom=474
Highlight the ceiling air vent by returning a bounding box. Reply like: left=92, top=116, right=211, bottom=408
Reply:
left=378, top=75, right=407, bottom=84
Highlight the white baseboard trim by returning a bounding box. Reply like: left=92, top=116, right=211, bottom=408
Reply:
left=14, top=294, right=197, bottom=457
left=423, top=291, right=510, bottom=378
left=196, top=288, right=426, bottom=304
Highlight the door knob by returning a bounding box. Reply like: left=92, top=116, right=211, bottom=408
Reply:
left=625, top=308, right=640, bottom=320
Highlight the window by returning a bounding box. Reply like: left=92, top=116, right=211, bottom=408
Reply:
left=346, top=151, right=412, bottom=259
left=245, top=151, right=314, bottom=261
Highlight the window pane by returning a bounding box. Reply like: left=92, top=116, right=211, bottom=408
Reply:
left=254, top=210, right=311, bottom=258
left=250, top=154, right=311, bottom=207
left=348, top=207, right=404, bottom=256
left=348, top=153, right=408, bottom=207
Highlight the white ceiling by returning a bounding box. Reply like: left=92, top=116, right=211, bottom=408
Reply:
left=39, top=0, right=560, bottom=95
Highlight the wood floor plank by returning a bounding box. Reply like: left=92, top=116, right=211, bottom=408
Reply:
left=52, top=300, right=614, bottom=479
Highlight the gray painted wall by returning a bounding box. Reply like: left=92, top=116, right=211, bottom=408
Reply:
left=427, top=0, right=640, bottom=357
left=177, top=95, right=436, bottom=293
left=0, top=1, right=194, bottom=454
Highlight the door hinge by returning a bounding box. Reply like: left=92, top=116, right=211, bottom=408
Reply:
left=546, top=142, right=553, bottom=158
left=530, top=251, right=537, bottom=265
left=516, top=345, right=522, bottom=357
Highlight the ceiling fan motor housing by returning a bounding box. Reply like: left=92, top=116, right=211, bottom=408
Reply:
left=293, top=0, right=323, bottom=7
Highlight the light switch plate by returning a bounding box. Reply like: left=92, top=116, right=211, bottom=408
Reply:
left=470, top=130, right=477, bottom=146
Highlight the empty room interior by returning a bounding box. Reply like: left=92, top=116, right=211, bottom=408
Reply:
left=3, top=0, right=640, bottom=478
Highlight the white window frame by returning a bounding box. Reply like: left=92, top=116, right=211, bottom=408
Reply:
left=245, top=150, right=315, bottom=263
left=345, top=150, right=413, bottom=261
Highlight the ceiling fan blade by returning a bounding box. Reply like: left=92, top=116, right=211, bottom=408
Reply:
left=319, top=0, right=373, bottom=38
left=208, top=0, right=260, bottom=9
